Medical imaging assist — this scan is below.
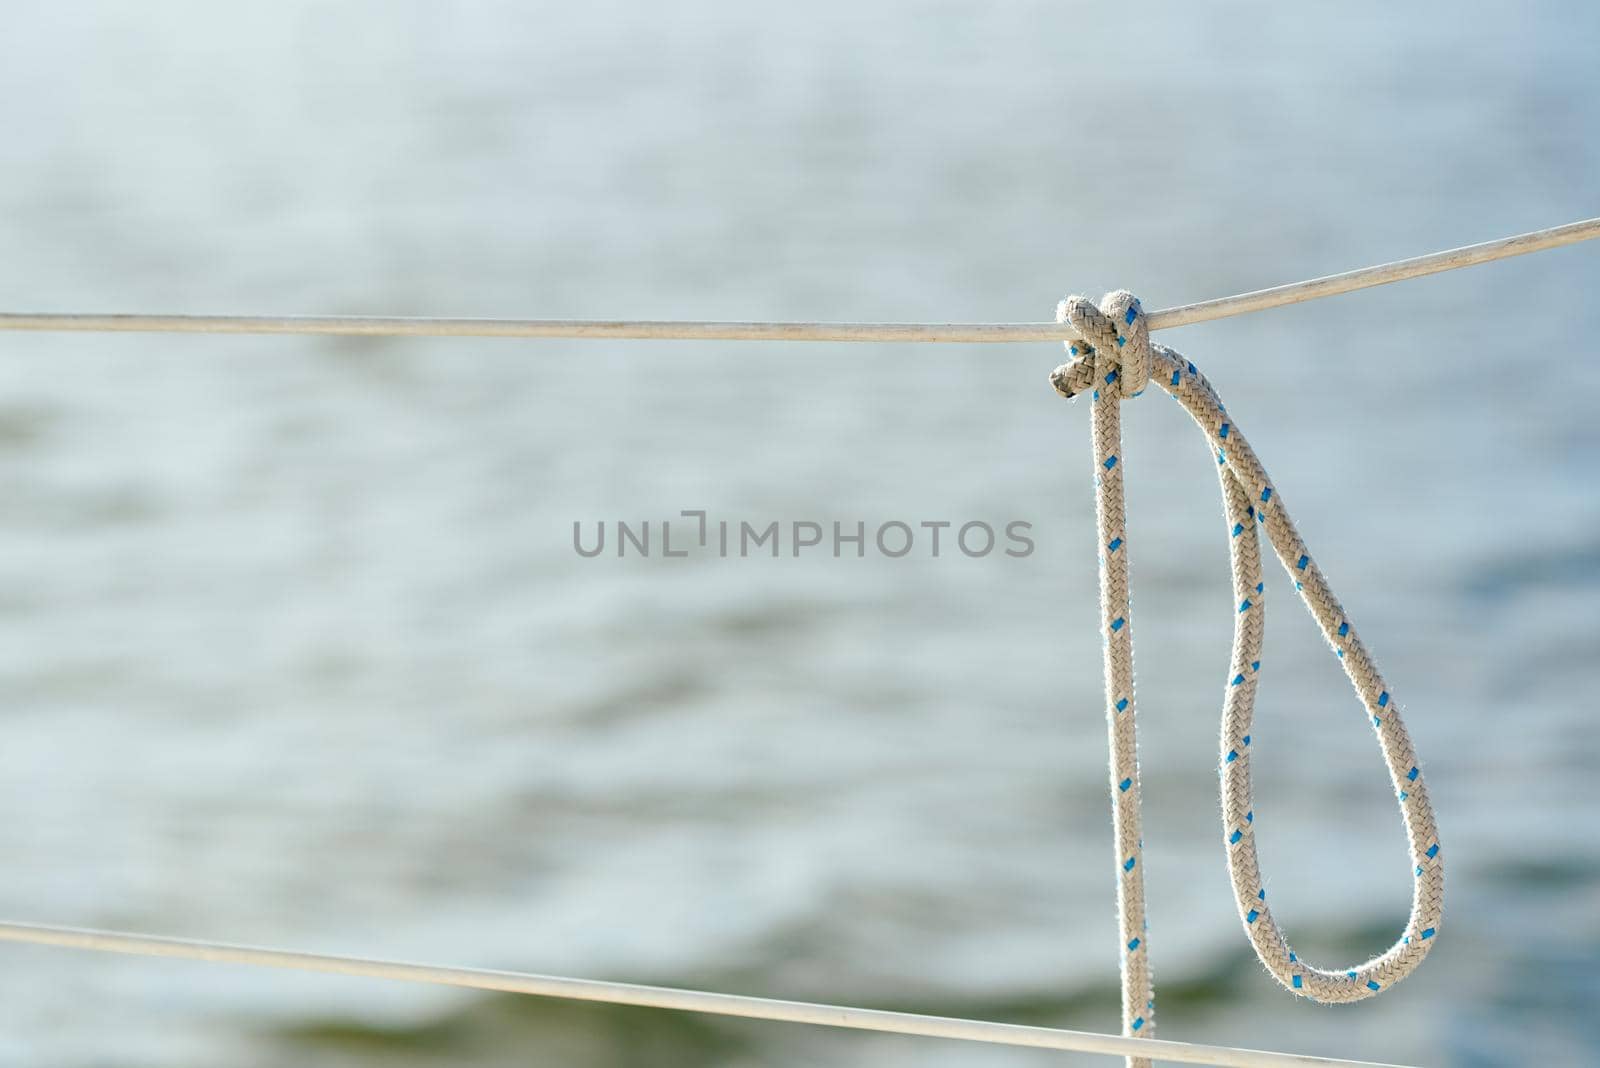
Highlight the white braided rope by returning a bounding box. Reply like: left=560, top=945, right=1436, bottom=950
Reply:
left=1051, top=293, right=1444, bottom=1059
left=1056, top=292, right=1157, bottom=1068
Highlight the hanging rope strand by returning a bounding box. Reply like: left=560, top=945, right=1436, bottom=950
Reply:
left=1057, top=291, right=1158, bottom=1065
left=1052, top=295, right=1442, bottom=1032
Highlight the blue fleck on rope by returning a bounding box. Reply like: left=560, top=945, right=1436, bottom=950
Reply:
left=1050, top=292, right=1443, bottom=1061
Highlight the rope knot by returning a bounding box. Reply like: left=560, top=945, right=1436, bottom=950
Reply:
left=1050, top=290, right=1151, bottom=401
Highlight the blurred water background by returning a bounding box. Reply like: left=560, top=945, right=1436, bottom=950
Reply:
left=1, top=3, right=1597, bottom=1065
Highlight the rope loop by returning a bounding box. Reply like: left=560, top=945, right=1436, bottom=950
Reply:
left=1049, top=292, right=1443, bottom=1045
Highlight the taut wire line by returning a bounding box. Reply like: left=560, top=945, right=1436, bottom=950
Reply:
left=0, top=920, right=1413, bottom=1068
left=0, top=217, right=1594, bottom=342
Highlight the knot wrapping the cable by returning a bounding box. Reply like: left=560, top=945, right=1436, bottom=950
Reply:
left=1050, top=292, right=1443, bottom=1065
left=1056, top=290, right=1152, bottom=399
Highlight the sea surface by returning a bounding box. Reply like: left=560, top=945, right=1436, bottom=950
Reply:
left=0, top=4, right=1598, bottom=1065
